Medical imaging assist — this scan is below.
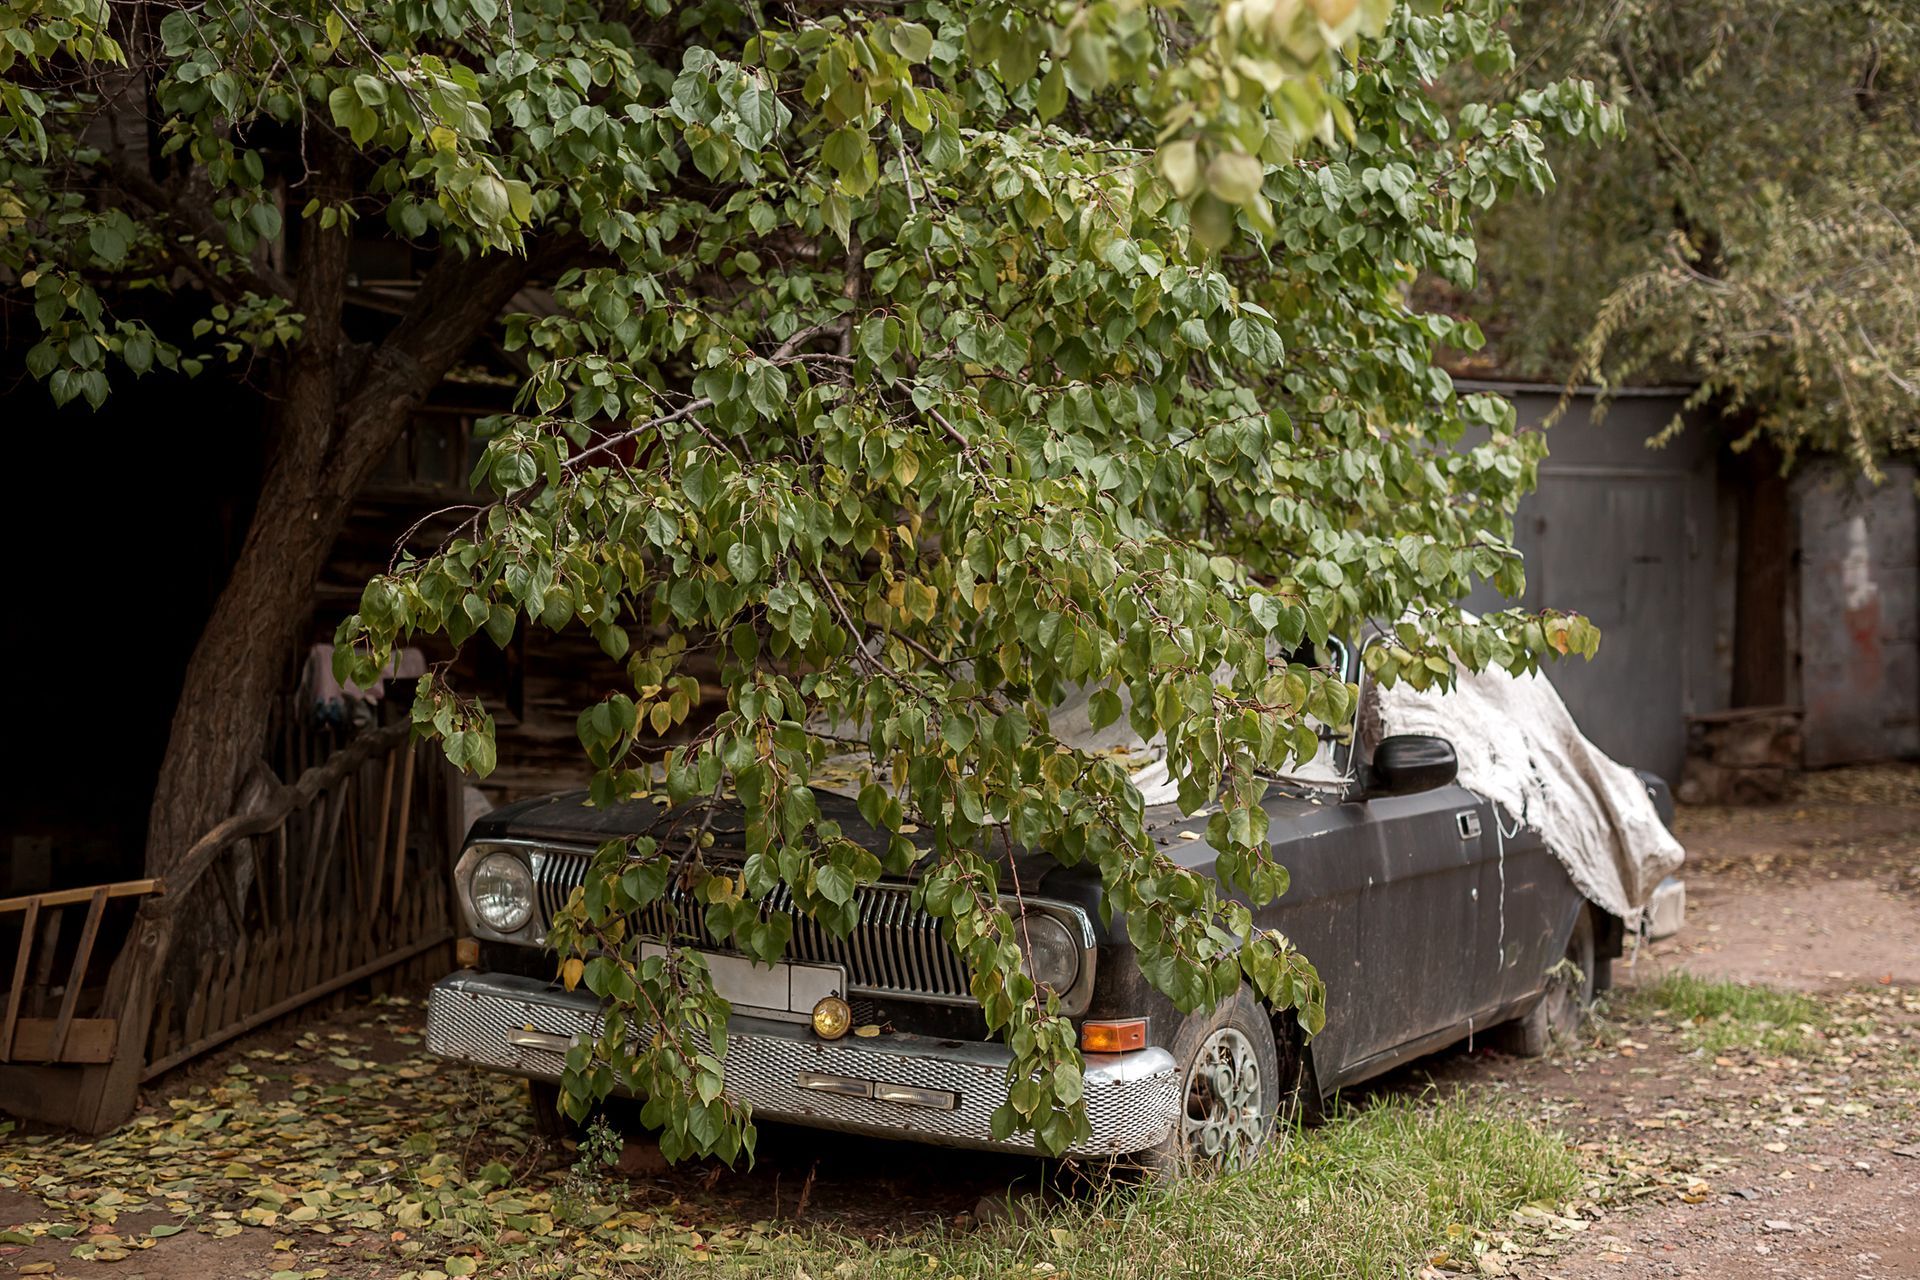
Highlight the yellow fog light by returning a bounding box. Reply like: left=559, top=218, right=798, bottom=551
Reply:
left=811, top=995, right=852, bottom=1040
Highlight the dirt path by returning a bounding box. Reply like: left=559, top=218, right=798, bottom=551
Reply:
left=1652, top=766, right=1920, bottom=991
left=1496, top=764, right=1920, bottom=1279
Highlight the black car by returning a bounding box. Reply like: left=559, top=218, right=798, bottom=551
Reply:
left=427, top=650, right=1675, bottom=1172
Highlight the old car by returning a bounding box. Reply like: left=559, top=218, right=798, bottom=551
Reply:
left=426, top=644, right=1678, bottom=1172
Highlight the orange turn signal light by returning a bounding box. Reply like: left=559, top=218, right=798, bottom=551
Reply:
left=455, top=937, right=480, bottom=968
left=1081, top=1018, right=1148, bottom=1053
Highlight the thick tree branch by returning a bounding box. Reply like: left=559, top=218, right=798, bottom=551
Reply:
left=326, top=235, right=582, bottom=486
left=154, top=721, right=412, bottom=916
left=102, top=152, right=296, bottom=302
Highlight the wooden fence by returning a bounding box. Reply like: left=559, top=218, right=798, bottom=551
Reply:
left=0, top=714, right=465, bottom=1130
left=140, top=723, right=463, bottom=1077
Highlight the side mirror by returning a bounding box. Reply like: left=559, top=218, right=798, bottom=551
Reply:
left=1366, top=734, right=1458, bottom=797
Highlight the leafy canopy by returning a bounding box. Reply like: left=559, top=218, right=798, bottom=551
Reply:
left=6, top=0, right=1605, bottom=1160
left=1460, top=0, right=1919, bottom=476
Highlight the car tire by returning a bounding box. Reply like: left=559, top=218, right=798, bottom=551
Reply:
left=1136, top=986, right=1292, bottom=1177
left=1495, top=904, right=1597, bottom=1057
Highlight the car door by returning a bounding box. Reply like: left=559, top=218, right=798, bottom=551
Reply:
left=1341, top=780, right=1493, bottom=1068
left=1467, top=809, right=1576, bottom=1015
left=1258, top=796, right=1375, bottom=1084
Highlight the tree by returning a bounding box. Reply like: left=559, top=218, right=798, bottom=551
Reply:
left=1460, top=0, right=1920, bottom=478
left=6, top=0, right=1605, bottom=1153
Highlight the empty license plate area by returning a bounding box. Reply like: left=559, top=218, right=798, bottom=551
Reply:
left=639, top=943, right=844, bottom=1022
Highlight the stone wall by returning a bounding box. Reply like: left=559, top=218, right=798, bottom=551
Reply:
left=1792, top=460, right=1920, bottom=766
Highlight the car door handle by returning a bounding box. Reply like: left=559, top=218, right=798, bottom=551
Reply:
left=1455, top=811, right=1482, bottom=840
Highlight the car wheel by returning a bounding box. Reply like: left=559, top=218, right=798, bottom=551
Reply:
left=1137, top=987, right=1289, bottom=1176
left=1496, top=904, right=1597, bottom=1057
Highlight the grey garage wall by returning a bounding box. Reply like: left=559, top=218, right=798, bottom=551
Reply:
left=1459, top=382, right=1722, bottom=783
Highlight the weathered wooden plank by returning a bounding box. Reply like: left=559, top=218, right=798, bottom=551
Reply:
left=244, top=836, right=272, bottom=926
left=296, top=915, right=322, bottom=997
left=285, top=920, right=308, bottom=1000
left=271, top=921, right=299, bottom=1010
left=181, top=955, right=209, bottom=1048
left=295, top=790, right=326, bottom=909
left=147, top=982, right=177, bottom=1065
left=226, top=939, right=253, bottom=1028
left=389, top=739, right=418, bottom=913
left=300, top=785, right=350, bottom=919
left=213, top=858, right=246, bottom=937
left=368, top=749, right=397, bottom=913
left=344, top=777, right=365, bottom=912
left=253, top=924, right=284, bottom=1014
left=28, top=910, right=63, bottom=1018
left=226, top=923, right=252, bottom=1021
left=8, top=1018, right=116, bottom=1064
left=0, top=880, right=161, bottom=915
left=218, top=944, right=244, bottom=1030
left=274, top=823, right=290, bottom=927
left=1, top=898, right=40, bottom=1063
left=139, top=929, right=453, bottom=1081
left=282, top=921, right=307, bottom=1009
left=48, top=889, right=108, bottom=1062
left=219, top=948, right=243, bottom=1033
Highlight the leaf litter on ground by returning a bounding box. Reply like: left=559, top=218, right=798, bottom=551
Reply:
left=0, top=976, right=1912, bottom=1279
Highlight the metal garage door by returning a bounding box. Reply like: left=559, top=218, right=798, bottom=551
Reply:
left=1461, top=383, right=1716, bottom=784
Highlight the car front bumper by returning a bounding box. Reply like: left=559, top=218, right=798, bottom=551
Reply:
left=426, top=971, right=1181, bottom=1157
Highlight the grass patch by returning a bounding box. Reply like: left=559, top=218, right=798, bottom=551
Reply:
left=565, top=1094, right=1579, bottom=1280
left=1624, top=973, right=1828, bottom=1056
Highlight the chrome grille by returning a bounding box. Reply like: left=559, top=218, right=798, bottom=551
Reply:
left=526, top=847, right=973, bottom=1003
left=531, top=848, right=583, bottom=932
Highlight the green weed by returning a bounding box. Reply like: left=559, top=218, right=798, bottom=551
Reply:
left=1624, top=973, right=1827, bottom=1057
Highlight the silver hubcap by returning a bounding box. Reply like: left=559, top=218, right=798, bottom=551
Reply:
left=1181, top=1027, right=1264, bottom=1171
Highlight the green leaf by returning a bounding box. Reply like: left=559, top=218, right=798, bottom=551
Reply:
left=889, top=21, right=933, bottom=64
left=1206, top=151, right=1265, bottom=205
left=724, top=540, right=762, bottom=584
left=821, top=127, right=867, bottom=176
left=1159, top=139, right=1200, bottom=197
left=941, top=712, right=975, bottom=753
left=815, top=864, right=855, bottom=906
left=1036, top=65, right=1066, bottom=121
left=923, top=125, right=963, bottom=171
left=122, top=331, right=154, bottom=375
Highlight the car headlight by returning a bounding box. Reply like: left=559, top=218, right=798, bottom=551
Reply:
left=470, top=850, right=534, bottom=934
left=1016, top=912, right=1081, bottom=994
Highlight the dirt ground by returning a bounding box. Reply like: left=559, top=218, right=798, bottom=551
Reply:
left=1, top=764, right=1914, bottom=1280
left=1477, top=764, right=1920, bottom=1279
left=1497, top=767, right=1920, bottom=1274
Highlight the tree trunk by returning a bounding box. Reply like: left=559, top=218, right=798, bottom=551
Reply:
left=77, top=152, right=546, bottom=1128
left=144, top=234, right=541, bottom=880
left=141, top=365, right=353, bottom=877
left=143, top=136, right=356, bottom=879
left=1729, top=438, right=1793, bottom=708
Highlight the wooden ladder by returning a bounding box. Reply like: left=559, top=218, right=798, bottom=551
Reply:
left=0, top=880, right=163, bottom=1065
